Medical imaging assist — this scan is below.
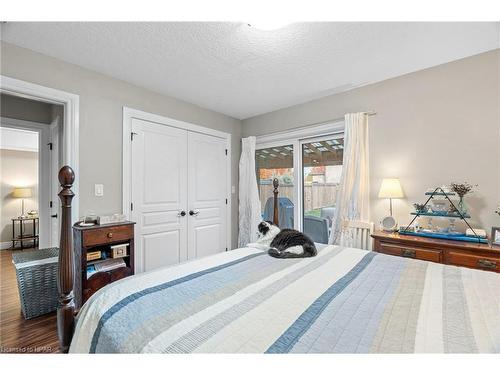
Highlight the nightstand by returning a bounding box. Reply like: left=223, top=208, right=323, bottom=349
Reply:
left=73, top=221, right=135, bottom=308
left=371, top=230, right=500, bottom=272
left=11, top=217, right=39, bottom=250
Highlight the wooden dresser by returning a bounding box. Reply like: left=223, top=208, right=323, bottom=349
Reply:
left=371, top=230, right=500, bottom=273
left=73, top=221, right=135, bottom=308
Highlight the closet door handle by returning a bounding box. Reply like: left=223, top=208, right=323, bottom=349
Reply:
left=177, top=210, right=186, bottom=217
left=189, top=210, right=200, bottom=216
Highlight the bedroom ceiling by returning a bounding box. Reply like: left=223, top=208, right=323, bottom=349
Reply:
left=1, top=22, right=499, bottom=119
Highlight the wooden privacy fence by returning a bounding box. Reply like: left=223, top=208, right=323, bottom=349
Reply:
left=259, top=182, right=339, bottom=212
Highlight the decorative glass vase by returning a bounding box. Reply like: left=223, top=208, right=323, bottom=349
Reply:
left=458, top=196, right=467, bottom=215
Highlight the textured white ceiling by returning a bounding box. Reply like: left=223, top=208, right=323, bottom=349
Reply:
left=2, top=22, right=499, bottom=119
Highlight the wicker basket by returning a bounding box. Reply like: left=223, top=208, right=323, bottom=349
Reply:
left=12, top=248, right=59, bottom=319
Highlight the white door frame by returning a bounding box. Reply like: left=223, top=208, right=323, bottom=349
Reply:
left=0, top=75, right=80, bottom=226
left=0, top=117, right=54, bottom=248
left=122, top=107, right=232, bottom=250
left=255, top=120, right=344, bottom=231
left=49, top=116, right=61, bottom=247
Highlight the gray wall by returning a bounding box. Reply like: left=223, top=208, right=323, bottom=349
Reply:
left=1, top=93, right=53, bottom=123
left=3, top=39, right=498, bottom=245
left=1, top=41, right=242, bottom=248
left=243, top=49, right=500, bottom=233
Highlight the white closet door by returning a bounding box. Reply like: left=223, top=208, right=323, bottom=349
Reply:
left=131, top=119, right=188, bottom=273
left=187, top=132, right=227, bottom=259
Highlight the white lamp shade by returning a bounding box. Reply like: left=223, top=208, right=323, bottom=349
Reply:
left=378, top=178, right=404, bottom=199
left=12, top=187, right=32, bottom=198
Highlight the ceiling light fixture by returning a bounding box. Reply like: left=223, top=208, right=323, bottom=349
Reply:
left=247, top=21, right=291, bottom=31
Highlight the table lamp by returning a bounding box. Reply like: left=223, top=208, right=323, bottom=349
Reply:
left=378, top=178, right=404, bottom=216
left=378, top=178, right=404, bottom=232
left=12, top=187, right=32, bottom=218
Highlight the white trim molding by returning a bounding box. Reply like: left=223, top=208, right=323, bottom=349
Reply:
left=0, top=75, right=80, bottom=225
left=0, top=242, right=12, bottom=250
left=255, top=119, right=344, bottom=147
left=122, top=107, right=232, bottom=250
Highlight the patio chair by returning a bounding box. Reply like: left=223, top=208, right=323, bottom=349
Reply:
left=303, top=215, right=329, bottom=244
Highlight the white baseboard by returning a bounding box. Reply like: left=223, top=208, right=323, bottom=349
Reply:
left=0, top=241, right=12, bottom=250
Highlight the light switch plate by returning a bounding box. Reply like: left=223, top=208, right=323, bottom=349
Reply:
left=95, top=184, right=104, bottom=197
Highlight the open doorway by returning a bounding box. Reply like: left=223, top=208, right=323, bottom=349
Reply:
left=0, top=93, right=63, bottom=249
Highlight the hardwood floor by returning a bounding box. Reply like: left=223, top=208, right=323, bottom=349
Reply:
left=0, top=248, right=59, bottom=353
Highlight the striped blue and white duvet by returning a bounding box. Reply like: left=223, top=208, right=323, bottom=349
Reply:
left=70, top=245, right=500, bottom=353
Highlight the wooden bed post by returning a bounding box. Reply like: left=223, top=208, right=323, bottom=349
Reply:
left=57, top=166, right=75, bottom=353
left=272, top=178, right=279, bottom=227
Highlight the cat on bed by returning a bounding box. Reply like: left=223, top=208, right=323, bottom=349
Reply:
left=247, top=221, right=317, bottom=258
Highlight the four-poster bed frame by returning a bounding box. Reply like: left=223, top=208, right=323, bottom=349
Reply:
left=55, top=166, right=281, bottom=352
left=54, top=166, right=499, bottom=354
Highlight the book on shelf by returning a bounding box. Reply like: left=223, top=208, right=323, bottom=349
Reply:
left=94, top=258, right=126, bottom=272
left=86, top=250, right=102, bottom=261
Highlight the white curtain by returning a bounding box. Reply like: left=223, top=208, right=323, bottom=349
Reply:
left=238, top=136, right=262, bottom=247
left=329, top=113, right=370, bottom=245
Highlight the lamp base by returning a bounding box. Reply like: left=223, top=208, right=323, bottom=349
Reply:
left=19, top=198, right=26, bottom=219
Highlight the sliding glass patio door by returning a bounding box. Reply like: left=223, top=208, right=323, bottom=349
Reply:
left=255, top=128, right=344, bottom=245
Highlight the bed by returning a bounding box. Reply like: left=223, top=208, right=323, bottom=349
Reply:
left=55, top=166, right=500, bottom=353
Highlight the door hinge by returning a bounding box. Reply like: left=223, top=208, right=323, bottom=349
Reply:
left=225, top=149, right=228, bottom=155
left=49, top=200, right=53, bottom=208
left=48, top=142, right=53, bottom=150
left=131, top=132, right=138, bottom=141
left=130, top=202, right=134, bottom=211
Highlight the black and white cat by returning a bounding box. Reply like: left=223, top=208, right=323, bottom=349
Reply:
left=247, top=221, right=317, bottom=259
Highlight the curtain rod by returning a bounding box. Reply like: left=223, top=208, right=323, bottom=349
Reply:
left=304, top=111, right=377, bottom=128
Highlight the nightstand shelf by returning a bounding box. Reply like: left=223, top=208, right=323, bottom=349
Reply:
left=398, top=229, right=488, bottom=244
left=73, top=221, right=135, bottom=309
left=409, top=212, right=471, bottom=218
left=424, top=191, right=456, bottom=196
left=402, top=186, right=483, bottom=244
left=86, top=255, right=130, bottom=267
